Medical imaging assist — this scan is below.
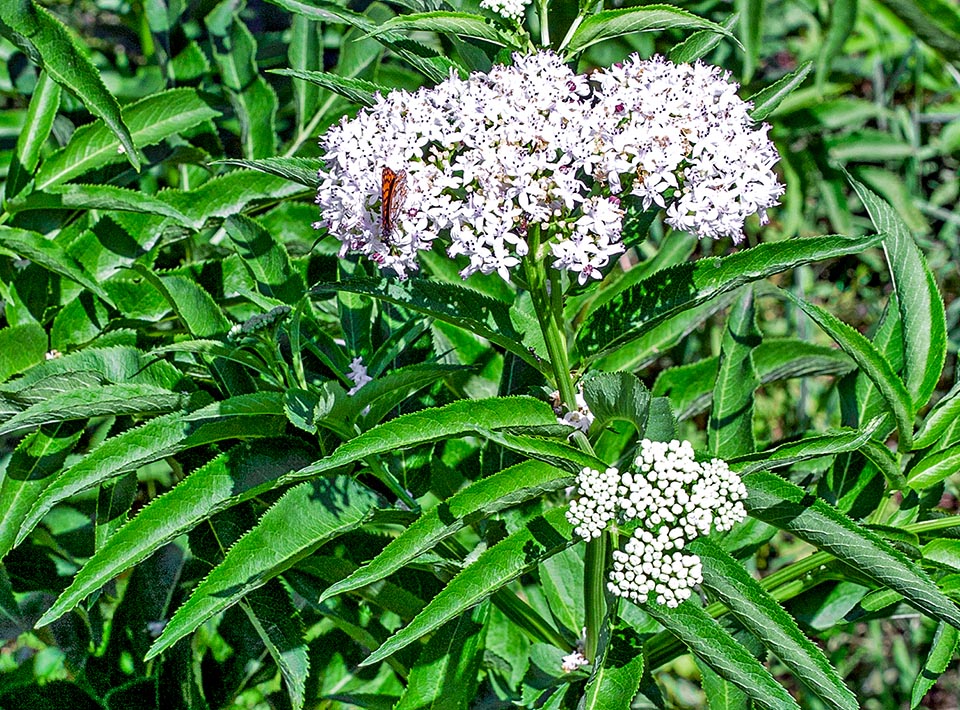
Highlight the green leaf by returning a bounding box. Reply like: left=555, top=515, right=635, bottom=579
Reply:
left=312, top=277, right=544, bottom=373
left=922, top=539, right=960, bottom=572
left=289, top=396, right=557, bottom=481
left=906, top=442, right=960, bottom=490
left=0, top=0, right=139, bottom=170
left=696, top=660, right=750, bottom=710
left=581, top=619, right=645, bottom=709
left=911, top=621, right=959, bottom=708
left=736, top=0, right=763, bottom=83
left=641, top=599, right=800, bottom=710
left=132, top=266, right=232, bottom=338
left=874, top=0, right=960, bottom=62
left=668, top=14, right=738, bottom=64
left=368, top=12, right=517, bottom=48
left=816, top=0, right=857, bottom=90
left=578, top=233, right=884, bottom=359
left=563, top=5, right=732, bottom=53
left=359, top=507, right=574, bottom=667
left=709, top=287, right=760, bottom=458
left=224, top=215, right=305, bottom=305
left=215, top=157, right=322, bottom=188
left=395, top=603, right=489, bottom=710
left=205, top=3, right=277, bottom=159
left=774, top=286, right=914, bottom=449
left=241, top=581, right=309, bottom=710
left=36, top=439, right=316, bottom=625
left=743, top=471, right=960, bottom=629
left=156, top=170, right=305, bottom=230
left=693, top=538, right=859, bottom=710
left=748, top=61, right=813, bottom=122
left=850, top=178, right=947, bottom=412
left=35, top=88, right=218, bottom=190
left=7, top=184, right=191, bottom=222
left=4, top=71, right=60, bottom=202
left=0, top=383, right=186, bottom=438
left=0, top=323, right=47, bottom=383
left=16, top=393, right=287, bottom=546
left=144, top=475, right=382, bottom=659
left=270, top=68, right=386, bottom=107
left=0, top=226, right=116, bottom=308
left=0, top=420, right=84, bottom=559
left=320, top=459, right=571, bottom=603
left=914, top=382, right=960, bottom=450
left=288, top=14, right=322, bottom=129
left=580, top=371, right=651, bottom=435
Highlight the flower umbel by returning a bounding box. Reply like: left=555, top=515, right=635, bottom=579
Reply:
left=316, top=52, right=782, bottom=283
left=566, top=439, right=746, bottom=607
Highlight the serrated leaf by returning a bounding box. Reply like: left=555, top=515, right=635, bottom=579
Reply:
left=16, top=393, right=287, bottom=546
left=320, top=459, right=571, bottom=603
left=693, top=538, right=859, bottom=710
left=0, top=226, right=115, bottom=308
left=144, top=475, right=381, bottom=659
left=906, top=442, right=960, bottom=490
left=0, top=383, right=186, bottom=438
left=850, top=178, right=947, bottom=412
left=743, top=471, right=960, bottom=629
left=0, top=323, right=47, bottom=383
left=748, top=61, right=813, bottom=121
left=288, top=14, right=321, bottom=129
left=312, top=277, right=544, bottom=373
left=668, top=14, right=738, bottom=63
left=563, top=5, right=731, bottom=52
left=156, top=170, right=305, bottom=230
left=360, top=507, right=574, bottom=667
left=710, top=287, right=760, bottom=457
left=914, top=383, right=960, bottom=450
left=911, top=621, right=959, bottom=708
left=395, top=603, right=488, bottom=710
left=581, top=619, right=645, bottom=709
left=641, top=599, right=800, bottom=710
left=132, top=266, right=231, bottom=338
left=289, top=396, right=557, bottom=481
left=224, top=215, right=305, bottom=305
left=696, top=659, right=750, bottom=710
left=578, top=233, right=884, bottom=359
left=581, top=371, right=651, bottom=435
left=345, top=363, right=472, bottom=424
left=215, top=157, right=322, bottom=187
left=0, top=420, right=84, bottom=559
left=4, top=71, right=60, bottom=202
left=35, top=88, right=218, bottom=190
left=205, top=4, right=277, bottom=159
left=241, top=581, right=309, bottom=710
left=368, top=11, right=518, bottom=48
left=775, top=286, right=914, bottom=449
left=271, top=68, right=386, bottom=107
left=921, top=539, right=960, bottom=572
left=7, top=184, right=191, bottom=222
left=36, top=438, right=316, bottom=625
left=0, top=0, right=139, bottom=170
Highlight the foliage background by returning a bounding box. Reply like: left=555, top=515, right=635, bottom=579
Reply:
left=0, top=0, right=958, bottom=708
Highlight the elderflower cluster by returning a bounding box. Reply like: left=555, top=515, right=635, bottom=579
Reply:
left=566, top=439, right=747, bottom=607
left=480, top=0, right=530, bottom=22
left=316, top=52, right=782, bottom=283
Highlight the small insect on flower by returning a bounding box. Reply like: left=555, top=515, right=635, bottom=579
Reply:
left=380, top=166, right=408, bottom=242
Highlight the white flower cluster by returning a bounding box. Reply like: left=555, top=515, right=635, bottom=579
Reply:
left=316, top=52, right=782, bottom=283
left=550, top=386, right=594, bottom=433
left=346, top=356, right=372, bottom=396
left=566, top=439, right=747, bottom=608
left=480, top=0, right=530, bottom=22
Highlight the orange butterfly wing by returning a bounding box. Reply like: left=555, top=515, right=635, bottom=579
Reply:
left=380, top=167, right=408, bottom=240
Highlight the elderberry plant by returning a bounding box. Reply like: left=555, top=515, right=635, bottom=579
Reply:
left=1, top=0, right=958, bottom=709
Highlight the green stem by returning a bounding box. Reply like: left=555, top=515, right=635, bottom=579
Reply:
left=536, top=0, right=550, bottom=47
left=522, top=227, right=606, bottom=661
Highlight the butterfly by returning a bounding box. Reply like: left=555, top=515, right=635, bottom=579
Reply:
left=380, top=166, right=408, bottom=241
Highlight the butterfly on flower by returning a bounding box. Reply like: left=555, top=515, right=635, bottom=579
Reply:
left=380, top=166, right=408, bottom=241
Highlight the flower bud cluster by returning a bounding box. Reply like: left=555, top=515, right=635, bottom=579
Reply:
left=316, top=51, right=782, bottom=283
left=480, top=0, right=530, bottom=22
left=566, top=439, right=747, bottom=607
left=346, top=356, right=372, bottom=396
